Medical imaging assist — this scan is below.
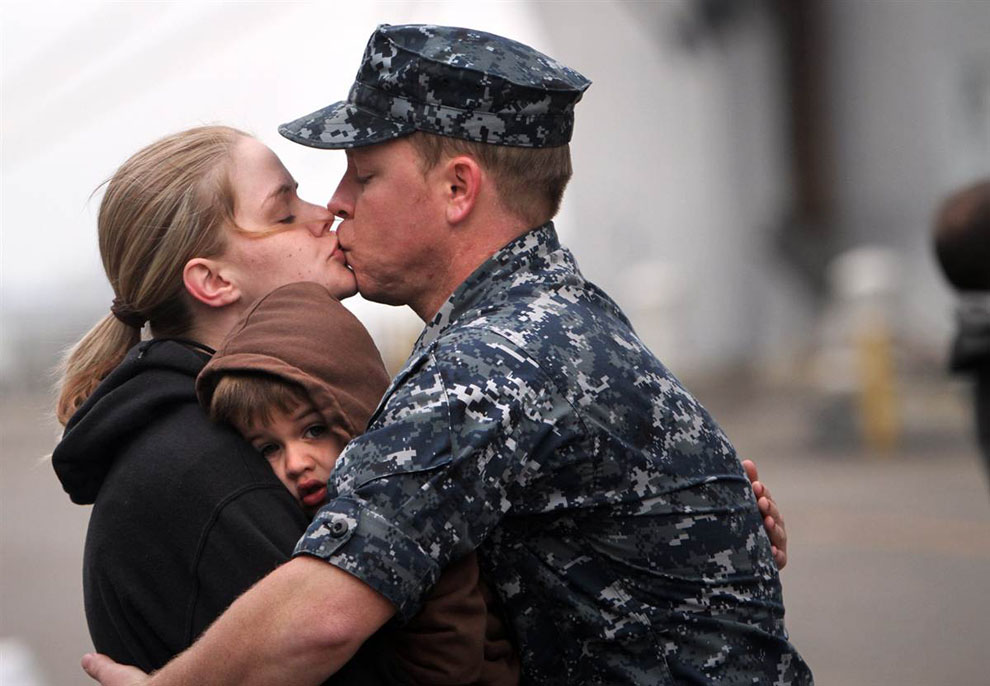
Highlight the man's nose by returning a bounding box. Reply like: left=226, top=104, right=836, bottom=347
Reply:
left=327, top=184, right=354, bottom=221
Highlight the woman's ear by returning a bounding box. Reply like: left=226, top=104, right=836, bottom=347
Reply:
left=182, top=258, right=241, bottom=308
left=442, top=155, right=482, bottom=225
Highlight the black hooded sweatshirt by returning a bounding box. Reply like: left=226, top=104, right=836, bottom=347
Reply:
left=52, top=339, right=315, bottom=672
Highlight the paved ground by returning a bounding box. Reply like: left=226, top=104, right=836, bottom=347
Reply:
left=3, top=382, right=988, bottom=685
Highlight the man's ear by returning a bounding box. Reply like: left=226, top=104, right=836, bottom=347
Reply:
left=442, top=155, right=482, bottom=225
left=182, top=258, right=241, bottom=308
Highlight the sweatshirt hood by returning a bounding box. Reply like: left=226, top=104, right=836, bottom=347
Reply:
left=950, top=293, right=990, bottom=371
left=196, top=282, right=390, bottom=443
left=52, top=339, right=213, bottom=505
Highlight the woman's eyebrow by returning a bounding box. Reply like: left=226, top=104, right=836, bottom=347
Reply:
left=261, top=181, right=299, bottom=208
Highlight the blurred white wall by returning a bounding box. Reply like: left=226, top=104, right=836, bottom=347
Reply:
left=536, top=1, right=810, bottom=377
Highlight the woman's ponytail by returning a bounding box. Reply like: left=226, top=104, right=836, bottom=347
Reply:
left=56, top=315, right=141, bottom=425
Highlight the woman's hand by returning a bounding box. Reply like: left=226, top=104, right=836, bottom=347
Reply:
left=742, top=459, right=788, bottom=569
left=81, top=653, right=148, bottom=686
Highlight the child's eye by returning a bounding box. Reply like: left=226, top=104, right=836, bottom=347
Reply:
left=303, top=424, right=328, bottom=439
left=255, top=442, right=280, bottom=459
left=278, top=215, right=296, bottom=225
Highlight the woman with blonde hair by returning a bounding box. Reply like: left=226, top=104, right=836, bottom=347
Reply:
left=52, top=125, right=363, bottom=674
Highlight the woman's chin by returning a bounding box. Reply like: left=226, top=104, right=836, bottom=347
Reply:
left=329, top=281, right=357, bottom=300
left=327, top=276, right=359, bottom=300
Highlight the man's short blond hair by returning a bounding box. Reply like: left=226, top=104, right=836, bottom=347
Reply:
left=407, top=132, right=572, bottom=227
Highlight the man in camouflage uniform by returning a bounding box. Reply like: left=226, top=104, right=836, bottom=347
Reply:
left=84, top=24, right=810, bottom=686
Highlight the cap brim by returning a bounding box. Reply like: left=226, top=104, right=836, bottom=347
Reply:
left=278, top=100, right=415, bottom=149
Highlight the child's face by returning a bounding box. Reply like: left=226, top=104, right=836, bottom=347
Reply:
left=234, top=402, right=346, bottom=517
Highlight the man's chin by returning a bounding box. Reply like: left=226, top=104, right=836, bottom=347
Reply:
left=355, top=283, right=402, bottom=306
left=344, top=271, right=406, bottom=306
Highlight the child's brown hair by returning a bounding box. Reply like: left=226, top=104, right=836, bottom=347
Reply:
left=208, top=372, right=312, bottom=429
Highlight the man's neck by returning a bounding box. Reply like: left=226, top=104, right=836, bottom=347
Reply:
left=412, top=218, right=533, bottom=322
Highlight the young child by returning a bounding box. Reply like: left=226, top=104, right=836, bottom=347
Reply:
left=195, top=281, right=518, bottom=686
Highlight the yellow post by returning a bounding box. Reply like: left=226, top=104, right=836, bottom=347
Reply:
left=857, top=318, right=898, bottom=452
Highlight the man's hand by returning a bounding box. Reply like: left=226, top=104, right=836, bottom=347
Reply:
left=81, top=653, right=148, bottom=686
left=742, top=459, right=788, bottom=569
left=80, top=557, right=394, bottom=686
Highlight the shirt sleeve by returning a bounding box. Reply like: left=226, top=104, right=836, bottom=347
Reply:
left=294, top=333, right=566, bottom=620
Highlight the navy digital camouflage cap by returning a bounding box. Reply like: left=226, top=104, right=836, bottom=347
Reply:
left=278, top=24, right=591, bottom=149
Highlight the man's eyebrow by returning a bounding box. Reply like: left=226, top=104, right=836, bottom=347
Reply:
left=261, top=181, right=299, bottom=207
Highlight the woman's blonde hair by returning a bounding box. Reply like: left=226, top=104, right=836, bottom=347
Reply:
left=56, top=125, right=247, bottom=425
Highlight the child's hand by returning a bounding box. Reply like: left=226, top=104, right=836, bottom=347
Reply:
left=742, top=459, right=788, bottom=570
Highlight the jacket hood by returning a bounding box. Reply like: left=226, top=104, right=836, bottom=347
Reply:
left=196, top=282, right=390, bottom=443
left=950, top=293, right=990, bottom=371
left=52, top=339, right=212, bottom=505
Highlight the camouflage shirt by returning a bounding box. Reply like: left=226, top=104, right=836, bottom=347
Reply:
left=296, top=223, right=813, bottom=685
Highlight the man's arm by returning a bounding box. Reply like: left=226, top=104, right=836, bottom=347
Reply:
left=83, top=556, right=394, bottom=686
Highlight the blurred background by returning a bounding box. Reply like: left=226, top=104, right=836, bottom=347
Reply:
left=2, top=1, right=989, bottom=684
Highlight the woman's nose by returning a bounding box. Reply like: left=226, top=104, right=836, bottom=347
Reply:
left=299, top=202, right=334, bottom=237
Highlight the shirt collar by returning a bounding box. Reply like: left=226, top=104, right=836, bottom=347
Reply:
left=412, top=221, right=560, bottom=354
